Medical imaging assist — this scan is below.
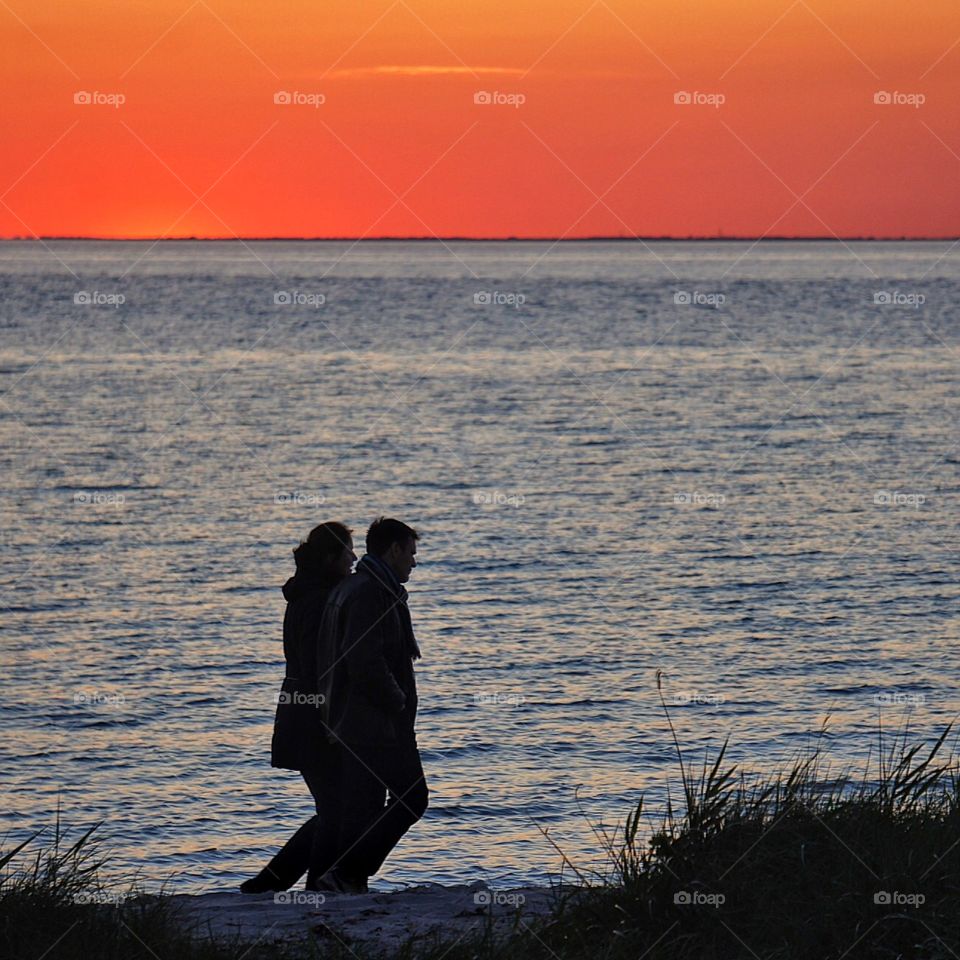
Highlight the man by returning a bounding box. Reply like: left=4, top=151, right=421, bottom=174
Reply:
left=315, top=517, right=427, bottom=893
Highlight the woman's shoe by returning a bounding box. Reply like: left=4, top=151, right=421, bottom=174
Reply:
left=240, top=869, right=289, bottom=894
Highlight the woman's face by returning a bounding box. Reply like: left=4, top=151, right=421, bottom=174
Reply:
left=329, top=538, right=357, bottom=579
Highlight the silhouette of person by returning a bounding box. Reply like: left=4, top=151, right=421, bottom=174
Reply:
left=240, top=521, right=356, bottom=893
left=313, top=517, right=427, bottom=893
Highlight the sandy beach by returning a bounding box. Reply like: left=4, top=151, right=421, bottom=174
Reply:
left=167, top=881, right=564, bottom=953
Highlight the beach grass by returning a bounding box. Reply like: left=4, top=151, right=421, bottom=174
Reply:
left=471, top=685, right=960, bottom=960
left=4, top=701, right=959, bottom=960
left=0, top=814, right=306, bottom=960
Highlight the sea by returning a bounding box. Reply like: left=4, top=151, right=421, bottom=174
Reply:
left=0, top=239, right=957, bottom=893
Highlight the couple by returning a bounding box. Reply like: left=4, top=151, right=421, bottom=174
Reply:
left=241, top=517, right=427, bottom=895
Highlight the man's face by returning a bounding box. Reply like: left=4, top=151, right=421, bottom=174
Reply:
left=386, top=537, right=418, bottom=583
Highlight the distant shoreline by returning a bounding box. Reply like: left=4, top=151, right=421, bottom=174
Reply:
left=2, top=236, right=958, bottom=243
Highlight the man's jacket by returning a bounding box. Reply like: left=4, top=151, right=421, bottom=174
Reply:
left=317, top=555, right=421, bottom=748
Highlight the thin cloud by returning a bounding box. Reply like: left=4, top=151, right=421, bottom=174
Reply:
left=325, top=65, right=525, bottom=78
left=322, top=65, right=649, bottom=80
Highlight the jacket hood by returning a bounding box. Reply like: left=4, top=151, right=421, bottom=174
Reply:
left=282, top=570, right=340, bottom=602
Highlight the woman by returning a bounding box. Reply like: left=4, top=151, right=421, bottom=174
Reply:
left=241, top=521, right=356, bottom=893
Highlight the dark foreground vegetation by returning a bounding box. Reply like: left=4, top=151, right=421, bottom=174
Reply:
left=4, top=704, right=958, bottom=959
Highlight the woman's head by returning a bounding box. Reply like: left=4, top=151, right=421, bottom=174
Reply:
left=293, top=521, right=356, bottom=580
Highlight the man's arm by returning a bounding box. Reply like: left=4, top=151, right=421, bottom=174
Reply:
left=339, top=583, right=407, bottom=713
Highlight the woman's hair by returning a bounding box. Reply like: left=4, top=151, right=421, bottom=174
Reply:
left=293, top=521, right=352, bottom=574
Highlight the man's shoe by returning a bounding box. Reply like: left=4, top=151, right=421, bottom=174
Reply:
left=315, top=870, right=368, bottom=895
left=305, top=872, right=337, bottom=893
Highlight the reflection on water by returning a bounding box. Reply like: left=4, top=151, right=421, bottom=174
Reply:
left=0, top=241, right=958, bottom=892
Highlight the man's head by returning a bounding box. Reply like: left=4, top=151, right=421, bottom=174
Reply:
left=366, top=517, right=419, bottom=583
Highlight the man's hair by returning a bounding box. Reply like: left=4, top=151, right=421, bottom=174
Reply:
left=293, top=521, right=352, bottom=571
left=366, top=517, right=419, bottom=557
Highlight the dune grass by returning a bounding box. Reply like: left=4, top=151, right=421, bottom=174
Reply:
left=0, top=814, right=306, bottom=960
left=3, top=691, right=959, bottom=960
left=476, top=681, right=960, bottom=960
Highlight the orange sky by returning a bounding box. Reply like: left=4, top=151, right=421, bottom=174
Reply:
left=2, top=0, right=958, bottom=238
